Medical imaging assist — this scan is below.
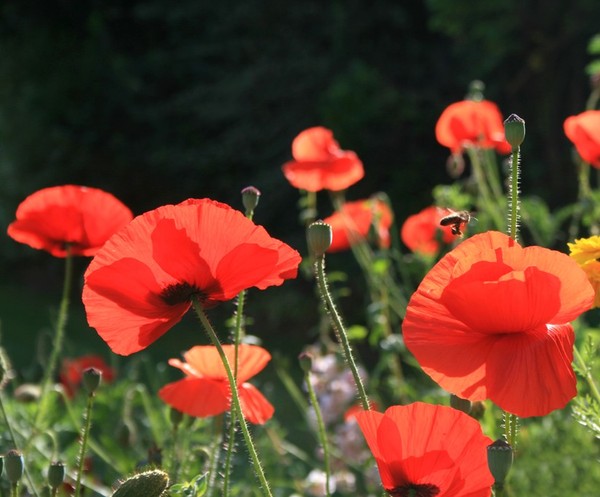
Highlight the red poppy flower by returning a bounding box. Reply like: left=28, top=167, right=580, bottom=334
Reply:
left=59, top=355, right=115, bottom=397
left=435, top=100, right=511, bottom=155
left=323, top=197, right=393, bottom=252
left=282, top=127, right=364, bottom=192
left=402, top=231, right=594, bottom=417
left=159, top=344, right=274, bottom=424
left=400, top=206, right=456, bottom=256
left=82, top=198, right=301, bottom=355
left=355, top=402, right=494, bottom=497
left=564, top=110, right=600, bottom=168
left=7, top=185, right=133, bottom=257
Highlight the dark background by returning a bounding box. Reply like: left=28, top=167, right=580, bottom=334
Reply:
left=0, top=0, right=599, bottom=365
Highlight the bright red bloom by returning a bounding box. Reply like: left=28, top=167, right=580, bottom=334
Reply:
left=403, top=231, right=594, bottom=417
left=282, top=127, right=364, bottom=192
left=59, top=355, right=115, bottom=397
left=7, top=185, right=133, bottom=257
left=356, top=403, right=493, bottom=497
left=159, top=344, right=274, bottom=425
left=400, top=206, right=456, bottom=256
left=323, top=198, right=393, bottom=252
left=82, top=199, right=301, bottom=355
left=435, top=100, right=511, bottom=155
left=564, top=110, right=600, bottom=168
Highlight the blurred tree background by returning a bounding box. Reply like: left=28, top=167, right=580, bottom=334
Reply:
left=0, top=0, right=599, bottom=289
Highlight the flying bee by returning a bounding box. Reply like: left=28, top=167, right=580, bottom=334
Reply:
left=440, top=210, right=472, bottom=237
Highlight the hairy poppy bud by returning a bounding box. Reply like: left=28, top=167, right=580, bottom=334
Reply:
left=307, top=221, right=332, bottom=258
left=241, top=186, right=261, bottom=216
left=487, top=439, right=513, bottom=487
left=4, top=449, right=24, bottom=484
left=112, top=469, right=170, bottom=497
left=82, top=367, right=102, bottom=395
left=48, top=461, right=66, bottom=490
left=504, top=114, right=526, bottom=148
left=298, top=352, right=313, bottom=373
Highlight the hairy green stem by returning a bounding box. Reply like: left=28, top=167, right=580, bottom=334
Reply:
left=74, top=392, right=96, bottom=497
left=314, top=255, right=370, bottom=410
left=303, top=369, right=332, bottom=497
left=574, top=345, right=600, bottom=405
left=192, top=299, right=273, bottom=497
left=508, top=147, right=520, bottom=241
left=35, top=247, right=74, bottom=429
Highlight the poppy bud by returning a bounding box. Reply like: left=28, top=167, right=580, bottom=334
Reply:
left=48, top=461, right=66, bottom=490
left=307, top=221, right=332, bottom=257
left=112, top=469, right=170, bottom=497
left=4, top=449, right=24, bottom=484
left=487, top=439, right=513, bottom=487
left=449, top=394, right=472, bottom=414
left=504, top=114, right=526, bottom=148
left=298, top=352, right=313, bottom=373
left=241, top=186, right=261, bottom=216
left=82, top=367, right=102, bottom=395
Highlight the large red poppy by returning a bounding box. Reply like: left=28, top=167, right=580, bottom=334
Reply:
left=82, top=199, right=301, bottom=355
left=403, top=231, right=594, bottom=417
left=564, top=110, right=600, bottom=168
left=355, top=403, right=494, bottom=497
left=435, top=100, right=511, bottom=155
left=400, top=206, right=456, bottom=256
left=323, top=197, right=393, bottom=252
left=7, top=185, right=133, bottom=257
left=60, top=355, right=115, bottom=398
left=159, top=345, right=274, bottom=425
left=282, top=127, right=364, bottom=192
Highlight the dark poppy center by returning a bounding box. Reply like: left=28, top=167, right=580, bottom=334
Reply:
left=161, top=282, right=201, bottom=305
left=389, top=483, right=440, bottom=497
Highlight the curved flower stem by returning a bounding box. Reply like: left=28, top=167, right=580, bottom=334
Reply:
left=35, top=246, right=74, bottom=429
left=467, top=148, right=506, bottom=232
left=573, top=345, right=600, bottom=405
left=74, top=391, right=96, bottom=497
left=192, top=298, right=273, bottom=497
left=314, top=255, right=370, bottom=411
left=508, top=147, right=520, bottom=241
left=303, top=368, right=332, bottom=497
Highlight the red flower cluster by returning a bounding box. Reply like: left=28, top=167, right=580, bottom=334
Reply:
left=159, top=345, right=274, bottom=424
left=355, top=403, right=493, bottom=497
left=403, top=231, right=594, bottom=417
left=60, top=355, right=115, bottom=397
left=435, top=100, right=511, bottom=155
left=564, top=110, right=600, bottom=168
left=400, top=206, right=456, bottom=256
left=83, top=199, right=301, bottom=355
left=323, top=198, right=393, bottom=252
left=282, top=127, right=364, bottom=192
left=7, top=185, right=133, bottom=257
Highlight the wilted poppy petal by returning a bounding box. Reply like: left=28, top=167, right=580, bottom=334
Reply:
left=158, top=377, right=229, bottom=417
left=486, top=324, right=577, bottom=417
left=238, top=383, right=274, bottom=424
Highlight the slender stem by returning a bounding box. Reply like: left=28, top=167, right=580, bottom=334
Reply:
left=303, top=369, right=332, bottom=497
left=192, top=299, right=273, bottom=497
left=467, top=148, right=506, bottom=232
left=206, top=415, right=224, bottom=497
left=35, top=247, right=74, bottom=429
left=314, top=255, right=370, bottom=410
left=508, top=147, right=520, bottom=241
left=574, top=346, right=600, bottom=405
left=74, top=392, right=96, bottom=497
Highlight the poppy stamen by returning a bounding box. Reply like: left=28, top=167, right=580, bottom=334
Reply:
left=389, top=483, right=440, bottom=497
left=161, top=282, right=201, bottom=305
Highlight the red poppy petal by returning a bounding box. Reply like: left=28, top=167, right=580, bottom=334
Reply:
left=486, top=324, right=577, bottom=417
left=441, top=263, right=562, bottom=333
left=159, top=378, right=229, bottom=417
left=282, top=155, right=364, bottom=192
left=83, top=258, right=189, bottom=355
left=355, top=409, right=398, bottom=490
left=238, top=383, right=274, bottom=424
left=564, top=112, right=600, bottom=167
left=292, top=127, right=338, bottom=161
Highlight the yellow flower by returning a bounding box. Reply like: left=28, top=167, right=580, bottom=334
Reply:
left=580, top=260, right=600, bottom=308
left=568, top=235, right=600, bottom=265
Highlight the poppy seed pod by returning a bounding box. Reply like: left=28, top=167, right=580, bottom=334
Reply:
left=504, top=114, right=526, bottom=148
left=487, top=439, right=513, bottom=487
left=307, top=221, right=332, bottom=258
left=4, top=449, right=24, bottom=484
left=47, top=461, right=66, bottom=490
left=82, top=367, right=102, bottom=395
left=241, top=186, right=261, bottom=215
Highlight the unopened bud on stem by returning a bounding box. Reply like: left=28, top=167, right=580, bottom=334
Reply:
left=504, top=114, right=526, bottom=148
left=307, top=221, right=332, bottom=258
